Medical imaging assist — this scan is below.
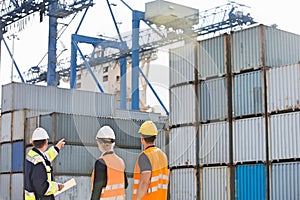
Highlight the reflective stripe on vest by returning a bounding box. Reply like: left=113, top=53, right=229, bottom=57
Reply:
left=25, top=149, right=58, bottom=198
left=25, top=190, right=36, bottom=200
left=132, top=147, right=169, bottom=200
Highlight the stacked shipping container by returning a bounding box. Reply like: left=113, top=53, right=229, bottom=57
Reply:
left=169, top=24, right=300, bottom=199
left=0, top=83, right=167, bottom=199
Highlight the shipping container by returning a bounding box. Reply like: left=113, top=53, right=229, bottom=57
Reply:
left=114, top=147, right=140, bottom=174
left=1, top=112, right=11, bottom=142
left=202, top=166, right=229, bottom=200
left=233, top=71, right=264, bottom=117
left=55, top=175, right=91, bottom=200
left=1, top=82, right=115, bottom=116
left=169, top=43, right=196, bottom=86
left=114, top=109, right=162, bottom=122
left=200, top=77, right=228, bottom=121
left=0, top=143, right=12, bottom=173
left=267, top=63, right=300, bottom=112
left=169, top=168, right=197, bottom=200
left=269, top=112, right=300, bottom=160
left=199, top=34, right=227, bottom=78
left=170, top=84, right=196, bottom=125
left=11, top=173, right=23, bottom=200
left=169, top=126, right=196, bottom=167
left=270, top=162, right=300, bottom=200
left=12, top=110, right=26, bottom=141
left=200, top=121, right=229, bottom=165
left=235, top=164, right=267, bottom=200
left=0, top=174, right=10, bottom=200
left=12, top=141, right=24, bottom=172
left=231, top=24, right=300, bottom=73
left=233, top=117, right=266, bottom=163
left=38, top=113, right=144, bottom=148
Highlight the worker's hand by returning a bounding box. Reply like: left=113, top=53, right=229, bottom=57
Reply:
left=56, top=138, right=65, bottom=150
left=58, top=183, right=64, bottom=191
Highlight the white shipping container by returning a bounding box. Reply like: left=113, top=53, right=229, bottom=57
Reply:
left=12, top=110, right=26, bottom=141
left=170, top=84, right=196, bottom=125
left=233, top=117, right=266, bottom=163
left=55, top=176, right=92, bottom=200
left=11, top=173, right=23, bottom=200
left=200, top=122, right=229, bottom=165
left=169, top=168, right=197, bottom=200
left=270, top=162, right=300, bottom=200
left=269, top=112, right=300, bottom=160
left=267, top=63, right=300, bottom=112
left=169, top=43, right=196, bottom=86
left=0, top=174, right=10, bottom=200
left=202, top=166, right=229, bottom=200
left=0, top=112, right=11, bottom=142
left=169, top=126, right=196, bottom=167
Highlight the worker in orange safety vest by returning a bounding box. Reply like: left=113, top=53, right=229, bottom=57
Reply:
left=90, top=125, right=128, bottom=200
left=132, top=121, right=169, bottom=200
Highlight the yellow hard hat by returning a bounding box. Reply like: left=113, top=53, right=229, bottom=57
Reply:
left=138, top=121, right=158, bottom=136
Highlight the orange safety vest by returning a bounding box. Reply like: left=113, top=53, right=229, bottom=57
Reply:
left=132, top=146, right=169, bottom=200
left=91, top=153, right=126, bottom=200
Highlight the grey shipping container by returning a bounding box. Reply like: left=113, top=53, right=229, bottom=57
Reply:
left=270, top=162, right=300, bottom=200
left=169, top=42, right=197, bottom=86
left=201, top=166, right=229, bottom=200
left=233, top=117, right=266, bottom=163
left=231, top=24, right=300, bottom=73
left=11, top=173, right=23, bottom=200
left=233, top=70, right=264, bottom=117
left=0, top=143, right=12, bottom=173
left=169, top=126, right=196, bottom=167
left=267, top=63, right=300, bottom=112
left=200, top=77, right=228, bottom=121
left=200, top=122, right=229, bottom=165
left=1, top=112, right=11, bottom=142
left=199, top=34, right=228, bottom=78
left=0, top=174, right=10, bottom=200
left=269, top=112, right=300, bottom=160
left=1, top=82, right=115, bottom=116
left=169, top=168, right=197, bottom=200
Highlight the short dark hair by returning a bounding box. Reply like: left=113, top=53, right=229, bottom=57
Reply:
left=32, top=139, right=47, bottom=148
left=97, top=138, right=115, bottom=144
left=142, top=135, right=156, bottom=143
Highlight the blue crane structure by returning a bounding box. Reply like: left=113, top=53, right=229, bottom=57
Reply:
left=0, top=0, right=255, bottom=115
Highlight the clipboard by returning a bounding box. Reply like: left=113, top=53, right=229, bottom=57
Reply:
left=54, top=178, right=77, bottom=196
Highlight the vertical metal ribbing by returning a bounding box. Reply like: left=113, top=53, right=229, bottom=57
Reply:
left=227, top=33, right=235, bottom=200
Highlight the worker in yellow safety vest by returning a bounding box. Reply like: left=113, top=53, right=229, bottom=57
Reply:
left=24, top=127, right=65, bottom=200
left=132, top=121, right=169, bottom=200
left=90, top=125, right=128, bottom=200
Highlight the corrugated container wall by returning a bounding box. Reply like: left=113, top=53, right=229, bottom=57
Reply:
left=39, top=113, right=143, bottom=148
left=1, top=83, right=115, bottom=116
left=199, top=34, right=227, bottom=78
left=231, top=24, right=300, bottom=73
left=11, top=173, right=23, bottom=200
left=233, top=71, right=264, bottom=117
left=233, top=117, right=266, bottom=163
left=0, top=143, right=11, bottom=173
left=200, top=77, right=228, bottom=121
left=235, top=164, right=267, bottom=200
left=200, top=122, right=229, bottom=165
left=271, top=162, right=300, bottom=200
left=170, top=84, right=196, bottom=125
left=169, top=168, right=197, bottom=200
left=0, top=174, right=10, bottom=200
left=12, top=141, right=24, bottom=172
left=269, top=112, right=300, bottom=160
left=169, top=43, right=196, bottom=86
left=201, top=166, right=229, bottom=200
left=0, top=112, right=11, bottom=142
left=267, top=63, right=300, bottom=112
left=169, top=126, right=196, bottom=167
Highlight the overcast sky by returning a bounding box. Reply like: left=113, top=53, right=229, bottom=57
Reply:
left=0, top=0, right=299, bottom=110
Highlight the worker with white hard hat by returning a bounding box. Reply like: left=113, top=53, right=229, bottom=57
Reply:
left=132, top=121, right=169, bottom=200
left=90, top=125, right=128, bottom=200
left=24, top=127, right=65, bottom=200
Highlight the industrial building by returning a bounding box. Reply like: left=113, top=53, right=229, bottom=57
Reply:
left=0, top=0, right=300, bottom=199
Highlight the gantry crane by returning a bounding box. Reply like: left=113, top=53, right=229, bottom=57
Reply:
left=1, top=0, right=255, bottom=115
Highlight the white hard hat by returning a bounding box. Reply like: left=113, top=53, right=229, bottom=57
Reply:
left=96, top=126, right=115, bottom=140
left=32, top=127, right=49, bottom=141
